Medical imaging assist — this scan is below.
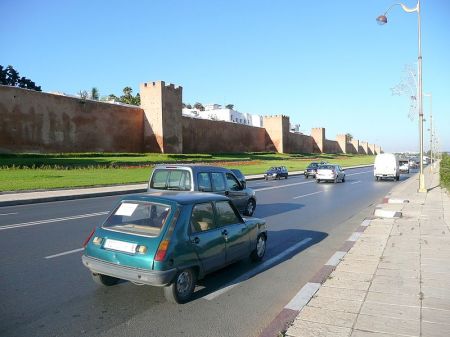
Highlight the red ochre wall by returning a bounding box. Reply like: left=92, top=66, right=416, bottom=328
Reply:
left=182, top=117, right=267, bottom=153
left=0, top=86, right=144, bottom=153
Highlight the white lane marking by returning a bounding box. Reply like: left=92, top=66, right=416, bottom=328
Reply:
left=0, top=212, right=18, bottom=216
left=350, top=180, right=361, bottom=185
left=255, top=170, right=372, bottom=192
left=284, top=282, right=321, bottom=311
left=256, top=180, right=314, bottom=192
left=0, top=211, right=109, bottom=231
left=347, top=232, right=362, bottom=242
left=325, top=251, right=347, bottom=267
left=204, top=237, right=313, bottom=300
left=293, top=191, right=323, bottom=199
left=45, top=248, right=84, bottom=259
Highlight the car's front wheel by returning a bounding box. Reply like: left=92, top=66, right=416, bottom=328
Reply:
left=316, top=179, right=320, bottom=183
left=92, top=273, right=119, bottom=286
left=250, top=234, right=266, bottom=262
left=244, top=199, right=256, bottom=216
left=164, top=268, right=197, bottom=304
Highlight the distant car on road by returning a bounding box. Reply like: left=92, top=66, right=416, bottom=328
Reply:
left=82, top=192, right=267, bottom=304
left=399, top=160, right=410, bottom=174
left=315, top=164, right=345, bottom=183
left=148, top=165, right=256, bottom=216
left=304, top=161, right=328, bottom=179
left=264, top=166, right=288, bottom=180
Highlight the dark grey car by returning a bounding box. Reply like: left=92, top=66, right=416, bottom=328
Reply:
left=148, top=165, right=257, bottom=216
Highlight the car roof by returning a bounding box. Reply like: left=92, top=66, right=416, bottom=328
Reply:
left=119, top=191, right=229, bottom=205
left=154, top=164, right=230, bottom=173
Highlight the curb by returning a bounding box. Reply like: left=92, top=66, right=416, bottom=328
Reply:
left=0, top=164, right=373, bottom=207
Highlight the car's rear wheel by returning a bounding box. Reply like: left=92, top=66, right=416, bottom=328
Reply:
left=396, top=175, right=400, bottom=181
left=342, top=176, right=345, bottom=182
left=164, top=268, right=197, bottom=304
left=92, top=273, right=119, bottom=286
left=250, top=234, right=266, bottom=262
left=305, top=175, right=308, bottom=179
left=316, top=179, right=320, bottom=183
left=334, top=177, right=337, bottom=184
left=244, top=199, right=256, bottom=216
left=285, top=175, right=288, bottom=179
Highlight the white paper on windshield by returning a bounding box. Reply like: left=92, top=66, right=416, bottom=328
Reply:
left=115, top=203, right=138, bottom=216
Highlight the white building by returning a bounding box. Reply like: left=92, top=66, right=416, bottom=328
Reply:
left=182, top=104, right=262, bottom=127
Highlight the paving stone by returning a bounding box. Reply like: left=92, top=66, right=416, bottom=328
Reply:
left=351, top=330, right=405, bottom=337
left=315, top=286, right=367, bottom=302
left=295, top=306, right=357, bottom=328
left=307, top=296, right=363, bottom=314
left=423, top=296, right=450, bottom=311
left=421, top=321, right=450, bottom=337
left=329, top=270, right=373, bottom=282
left=322, top=277, right=370, bottom=292
left=286, top=319, right=351, bottom=337
left=365, top=291, right=420, bottom=307
left=360, top=301, right=420, bottom=321
left=375, top=268, right=419, bottom=279
left=354, top=313, right=420, bottom=336
left=422, top=286, right=450, bottom=300
left=334, top=261, right=378, bottom=275
left=422, top=307, right=450, bottom=325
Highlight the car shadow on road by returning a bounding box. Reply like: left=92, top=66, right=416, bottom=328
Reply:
left=191, top=228, right=327, bottom=302
left=253, top=202, right=304, bottom=218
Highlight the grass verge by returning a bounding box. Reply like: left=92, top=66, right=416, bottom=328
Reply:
left=0, top=153, right=375, bottom=192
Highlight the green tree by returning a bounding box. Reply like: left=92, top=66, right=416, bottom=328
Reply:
left=194, top=102, right=205, bottom=111
left=225, top=104, right=234, bottom=110
left=0, top=65, right=41, bottom=91
left=90, top=87, right=99, bottom=100
left=346, top=133, right=353, bottom=141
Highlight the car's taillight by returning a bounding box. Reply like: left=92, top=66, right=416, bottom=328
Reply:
left=155, top=239, right=170, bottom=261
left=83, top=228, right=96, bottom=247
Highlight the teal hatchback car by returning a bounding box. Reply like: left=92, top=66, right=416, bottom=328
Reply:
left=82, top=192, right=267, bottom=303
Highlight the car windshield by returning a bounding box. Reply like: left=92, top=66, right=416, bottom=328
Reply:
left=150, top=169, right=191, bottom=191
left=318, top=165, right=335, bottom=170
left=103, top=201, right=171, bottom=236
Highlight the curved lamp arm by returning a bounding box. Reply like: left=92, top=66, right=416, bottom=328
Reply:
left=377, top=1, right=419, bottom=24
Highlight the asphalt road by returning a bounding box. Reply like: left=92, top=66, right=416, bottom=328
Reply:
left=0, top=167, right=412, bottom=337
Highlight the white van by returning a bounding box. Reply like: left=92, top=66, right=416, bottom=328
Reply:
left=374, top=153, right=400, bottom=181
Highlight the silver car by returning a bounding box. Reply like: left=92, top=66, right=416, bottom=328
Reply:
left=316, top=164, right=345, bottom=183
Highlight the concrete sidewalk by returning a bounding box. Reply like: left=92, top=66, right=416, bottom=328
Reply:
left=285, top=165, right=450, bottom=337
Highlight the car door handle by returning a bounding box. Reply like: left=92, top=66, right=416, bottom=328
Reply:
left=191, top=237, right=200, bottom=244
left=221, top=229, right=228, bottom=236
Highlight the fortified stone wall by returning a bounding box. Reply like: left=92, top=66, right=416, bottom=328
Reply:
left=324, top=140, right=341, bottom=154
left=349, top=139, right=359, bottom=154
left=182, top=117, right=267, bottom=153
left=286, top=132, right=314, bottom=153
left=0, top=85, right=144, bottom=153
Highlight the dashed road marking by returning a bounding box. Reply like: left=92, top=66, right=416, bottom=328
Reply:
left=0, top=212, right=18, bottom=216
left=0, top=211, right=109, bottom=231
left=45, top=248, right=84, bottom=259
left=293, top=191, right=323, bottom=199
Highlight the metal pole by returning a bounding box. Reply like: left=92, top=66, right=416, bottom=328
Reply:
left=429, top=94, right=433, bottom=168
left=417, top=0, right=426, bottom=192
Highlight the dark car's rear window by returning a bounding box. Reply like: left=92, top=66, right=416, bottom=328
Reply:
left=150, top=169, right=192, bottom=191
left=103, top=201, right=171, bottom=236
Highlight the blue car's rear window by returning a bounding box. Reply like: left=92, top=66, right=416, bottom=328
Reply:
left=150, top=169, right=192, bottom=191
left=103, top=201, right=171, bottom=236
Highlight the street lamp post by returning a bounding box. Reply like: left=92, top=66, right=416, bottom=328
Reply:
left=424, top=93, right=432, bottom=169
left=377, top=0, right=427, bottom=192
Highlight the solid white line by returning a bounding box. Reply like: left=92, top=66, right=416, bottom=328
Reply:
left=350, top=181, right=361, bottom=185
left=284, top=282, right=321, bottom=311
left=293, top=191, right=323, bottom=199
left=45, top=248, right=84, bottom=259
left=325, top=251, right=347, bottom=267
left=0, top=211, right=109, bottom=231
left=203, top=237, right=313, bottom=300
left=347, top=232, right=362, bottom=242
left=0, top=212, right=18, bottom=216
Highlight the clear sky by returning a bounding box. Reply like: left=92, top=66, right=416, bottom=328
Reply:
left=2, top=0, right=449, bottom=153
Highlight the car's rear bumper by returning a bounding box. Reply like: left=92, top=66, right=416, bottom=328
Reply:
left=82, top=255, right=177, bottom=286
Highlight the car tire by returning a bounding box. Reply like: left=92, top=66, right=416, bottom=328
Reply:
left=334, top=177, right=337, bottom=184
left=244, top=199, right=256, bottom=216
left=316, top=179, right=320, bottom=183
left=164, top=268, right=197, bottom=304
left=92, top=273, right=119, bottom=286
left=396, top=175, right=400, bottom=181
left=305, top=175, right=308, bottom=179
left=375, top=176, right=379, bottom=181
left=250, top=234, right=266, bottom=262
left=285, top=175, right=288, bottom=179
left=342, top=176, right=345, bottom=182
